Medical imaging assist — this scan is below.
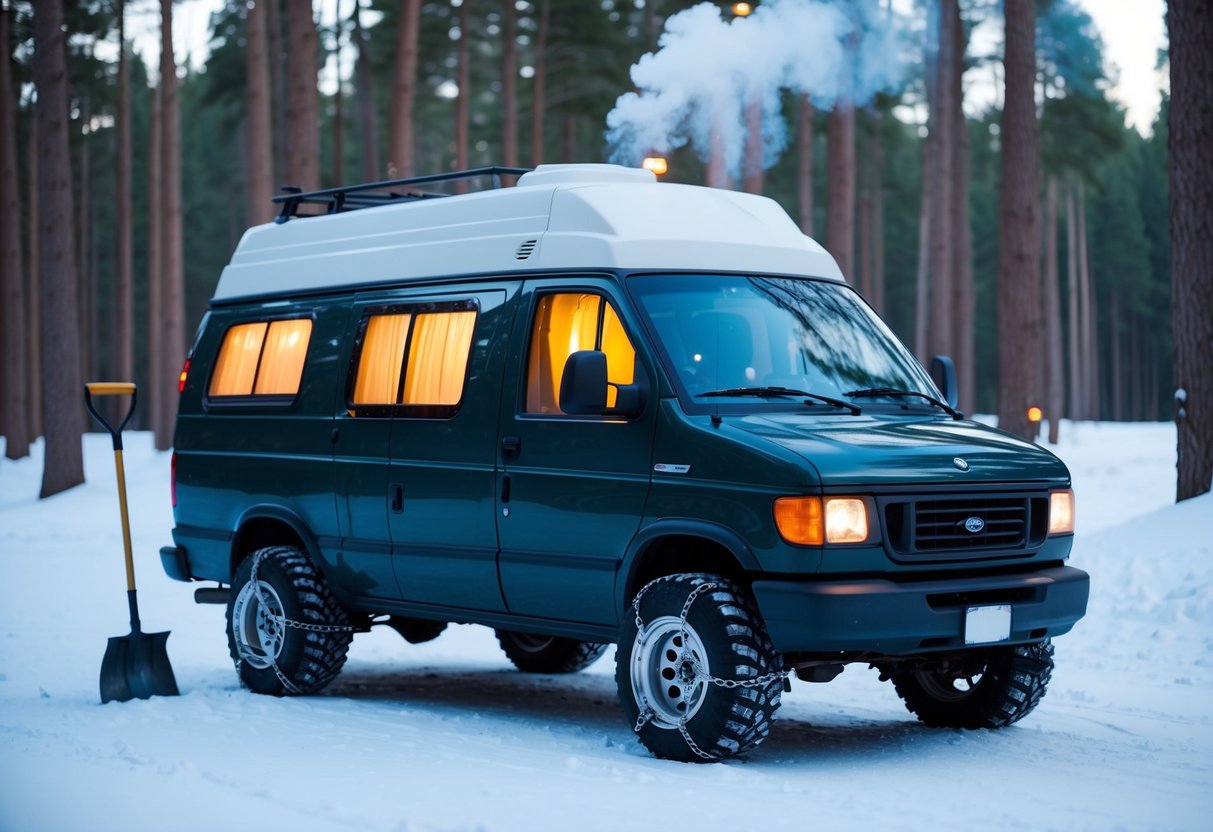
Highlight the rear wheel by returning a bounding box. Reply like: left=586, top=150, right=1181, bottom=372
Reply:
left=889, top=640, right=1055, bottom=729
left=227, top=546, right=354, bottom=696
left=495, top=630, right=607, bottom=673
left=616, top=573, right=783, bottom=763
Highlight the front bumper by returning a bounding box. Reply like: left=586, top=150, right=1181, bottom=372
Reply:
left=751, top=564, right=1089, bottom=655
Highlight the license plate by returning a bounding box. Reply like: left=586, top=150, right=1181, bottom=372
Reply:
left=965, top=605, right=1012, bottom=645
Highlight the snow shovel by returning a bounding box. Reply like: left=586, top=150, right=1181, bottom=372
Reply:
left=85, top=382, right=180, bottom=704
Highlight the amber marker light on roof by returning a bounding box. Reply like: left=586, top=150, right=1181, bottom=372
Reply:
left=1027, top=405, right=1043, bottom=423
left=642, top=156, right=669, bottom=176
left=732, top=2, right=754, bottom=16
left=774, top=496, right=823, bottom=546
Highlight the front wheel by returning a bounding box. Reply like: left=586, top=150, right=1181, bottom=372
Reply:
left=495, top=630, right=607, bottom=673
left=616, top=573, right=783, bottom=763
left=889, top=640, right=1055, bottom=729
left=227, top=546, right=354, bottom=696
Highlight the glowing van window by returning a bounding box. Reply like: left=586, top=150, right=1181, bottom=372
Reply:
left=525, top=293, right=636, bottom=414
left=402, top=311, right=477, bottom=406
left=352, top=313, right=412, bottom=405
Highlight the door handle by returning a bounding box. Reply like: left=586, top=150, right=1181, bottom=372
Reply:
left=501, top=435, right=521, bottom=460
left=390, top=483, right=404, bottom=514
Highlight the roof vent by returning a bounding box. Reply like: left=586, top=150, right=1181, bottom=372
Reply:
left=515, top=239, right=538, bottom=260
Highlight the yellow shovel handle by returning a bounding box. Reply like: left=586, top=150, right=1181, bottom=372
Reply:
left=86, top=382, right=136, bottom=397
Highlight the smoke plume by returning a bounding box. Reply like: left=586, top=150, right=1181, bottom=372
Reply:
left=606, top=0, right=903, bottom=181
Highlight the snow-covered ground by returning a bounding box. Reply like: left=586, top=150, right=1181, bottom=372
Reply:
left=1, top=421, right=1209, bottom=832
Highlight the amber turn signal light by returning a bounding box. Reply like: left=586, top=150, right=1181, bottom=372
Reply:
left=774, top=496, right=823, bottom=546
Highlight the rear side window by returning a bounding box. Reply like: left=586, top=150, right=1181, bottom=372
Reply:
left=350, top=302, right=477, bottom=417
left=209, top=318, right=313, bottom=399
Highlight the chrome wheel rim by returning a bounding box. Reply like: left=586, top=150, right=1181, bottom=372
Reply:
left=915, top=664, right=987, bottom=701
left=509, top=632, right=555, bottom=653
left=631, top=615, right=710, bottom=729
left=232, top=579, right=286, bottom=669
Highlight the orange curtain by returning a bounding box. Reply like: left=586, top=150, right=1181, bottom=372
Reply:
left=600, top=303, right=636, bottom=407
left=525, top=293, right=603, bottom=413
left=403, top=311, right=477, bottom=405
left=254, top=319, right=313, bottom=394
left=353, top=314, right=411, bottom=404
left=209, top=322, right=267, bottom=396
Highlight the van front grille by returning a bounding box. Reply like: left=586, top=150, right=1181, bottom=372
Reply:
left=881, top=494, right=1049, bottom=561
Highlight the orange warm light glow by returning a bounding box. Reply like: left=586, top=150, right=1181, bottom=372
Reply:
left=1027, top=405, right=1044, bottom=423
left=774, top=496, right=823, bottom=546
left=824, top=497, right=869, bottom=543
left=353, top=314, right=411, bottom=404
left=642, top=156, right=669, bottom=176
left=732, top=2, right=754, bottom=16
left=403, top=311, right=476, bottom=405
left=209, top=319, right=314, bottom=398
left=526, top=294, right=636, bottom=414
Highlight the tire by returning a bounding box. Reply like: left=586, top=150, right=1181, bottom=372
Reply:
left=616, top=573, right=783, bottom=763
left=495, top=630, right=607, bottom=673
left=890, top=640, right=1055, bottom=729
left=226, top=545, right=354, bottom=696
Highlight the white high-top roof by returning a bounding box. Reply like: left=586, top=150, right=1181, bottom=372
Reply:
left=211, top=164, right=845, bottom=301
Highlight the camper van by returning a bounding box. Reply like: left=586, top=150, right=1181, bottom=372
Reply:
left=162, top=164, right=1089, bottom=762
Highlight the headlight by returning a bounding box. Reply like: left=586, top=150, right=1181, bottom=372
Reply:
left=775, top=496, right=872, bottom=545
left=824, top=497, right=870, bottom=543
left=1049, top=490, right=1075, bottom=535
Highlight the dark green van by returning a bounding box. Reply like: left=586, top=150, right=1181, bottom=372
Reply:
left=163, top=164, right=1088, bottom=762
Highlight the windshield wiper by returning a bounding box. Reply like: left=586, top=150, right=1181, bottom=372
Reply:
left=843, top=387, right=963, bottom=420
left=696, top=386, right=862, bottom=415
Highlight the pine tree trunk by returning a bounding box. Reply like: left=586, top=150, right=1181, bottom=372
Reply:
left=267, top=0, right=286, bottom=185
left=927, top=0, right=956, bottom=361
left=797, top=95, right=813, bottom=236
left=159, top=0, right=185, bottom=450
left=501, top=0, right=518, bottom=168
left=826, top=104, right=855, bottom=279
left=561, top=114, right=576, bottom=162
left=1065, top=181, right=1080, bottom=419
left=950, top=4, right=975, bottom=415
left=27, top=110, right=42, bottom=440
left=1168, top=0, right=1213, bottom=500
left=995, top=0, right=1042, bottom=441
left=705, top=116, right=728, bottom=189
left=332, top=0, right=345, bottom=185
left=858, top=145, right=873, bottom=300
left=742, top=96, right=763, bottom=194
left=388, top=0, right=421, bottom=178
left=247, top=0, right=275, bottom=223
left=455, top=0, right=470, bottom=183
left=644, top=0, right=656, bottom=52
left=352, top=0, right=379, bottom=183
left=1, top=3, right=29, bottom=458
left=1077, top=181, right=1096, bottom=419
left=872, top=121, right=885, bottom=317
left=284, top=0, right=320, bottom=190
left=530, top=0, right=549, bottom=167
left=115, top=0, right=134, bottom=386
left=914, top=144, right=931, bottom=362
left=1110, top=289, right=1123, bottom=421
left=33, top=0, right=84, bottom=497
left=147, top=90, right=163, bottom=438
left=1044, top=176, right=1063, bottom=443
left=78, top=91, right=92, bottom=386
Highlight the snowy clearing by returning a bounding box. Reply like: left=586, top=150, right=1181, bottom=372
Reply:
left=1, top=421, right=1210, bottom=832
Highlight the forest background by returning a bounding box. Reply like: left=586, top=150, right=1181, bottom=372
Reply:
left=0, top=0, right=1209, bottom=502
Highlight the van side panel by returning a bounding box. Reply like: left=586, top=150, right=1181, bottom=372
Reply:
left=387, top=285, right=518, bottom=610
left=173, top=300, right=347, bottom=583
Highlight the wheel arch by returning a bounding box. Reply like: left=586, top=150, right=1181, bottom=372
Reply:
left=230, top=505, right=323, bottom=580
left=615, top=520, right=761, bottom=619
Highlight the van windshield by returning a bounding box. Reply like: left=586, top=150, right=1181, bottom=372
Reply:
left=628, top=274, right=936, bottom=408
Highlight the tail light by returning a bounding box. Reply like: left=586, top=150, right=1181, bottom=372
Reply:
left=178, top=358, right=191, bottom=394
left=171, top=451, right=178, bottom=508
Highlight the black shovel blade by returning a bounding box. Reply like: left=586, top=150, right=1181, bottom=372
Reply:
left=100, top=630, right=180, bottom=704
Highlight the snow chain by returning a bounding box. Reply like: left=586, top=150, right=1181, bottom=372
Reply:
left=247, top=549, right=355, bottom=695
left=628, top=574, right=789, bottom=761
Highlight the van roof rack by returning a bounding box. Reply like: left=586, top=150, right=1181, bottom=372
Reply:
left=271, top=165, right=533, bottom=224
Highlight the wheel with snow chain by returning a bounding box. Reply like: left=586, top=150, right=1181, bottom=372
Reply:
left=890, top=640, right=1055, bottom=729
left=495, top=630, right=607, bottom=673
left=227, top=545, right=354, bottom=696
left=616, top=573, right=783, bottom=763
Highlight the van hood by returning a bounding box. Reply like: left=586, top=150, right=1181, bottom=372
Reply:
left=729, top=413, right=1070, bottom=487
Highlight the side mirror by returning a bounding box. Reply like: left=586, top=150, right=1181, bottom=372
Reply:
left=930, top=355, right=958, bottom=409
left=559, top=351, right=608, bottom=415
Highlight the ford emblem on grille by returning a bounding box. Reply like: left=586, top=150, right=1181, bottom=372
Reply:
left=963, top=516, right=986, bottom=533
left=953, top=457, right=970, bottom=471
